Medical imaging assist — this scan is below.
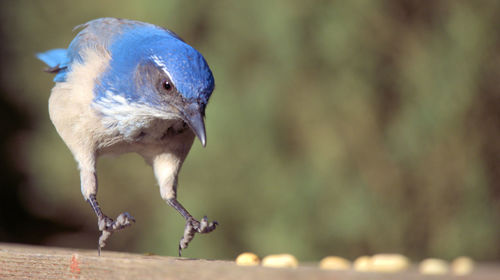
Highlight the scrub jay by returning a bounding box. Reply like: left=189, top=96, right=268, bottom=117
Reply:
left=37, top=18, right=217, bottom=256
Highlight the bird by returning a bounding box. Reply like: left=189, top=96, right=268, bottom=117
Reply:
left=37, top=18, right=217, bottom=256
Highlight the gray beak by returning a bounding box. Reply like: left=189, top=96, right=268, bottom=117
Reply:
left=183, top=103, right=207, bottom=147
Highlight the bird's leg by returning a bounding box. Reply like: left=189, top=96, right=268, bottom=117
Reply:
left=87, top=195, right=135, bottom=255
left=153, top=152, right=218, bottom=256
left=80, top=168, right=135, bottom=255
left=166, top=198, right=218, bottom=256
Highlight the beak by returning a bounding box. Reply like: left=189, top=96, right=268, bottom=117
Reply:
left=182, top=103, right=207, bottom=147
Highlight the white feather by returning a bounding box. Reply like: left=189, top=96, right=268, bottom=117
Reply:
left=92, top=90, right=179, bottom=139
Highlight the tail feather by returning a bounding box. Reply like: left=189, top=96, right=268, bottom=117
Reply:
left=36, top=48, right=68, bottom=68
left=37, top=48, right=69, bottom=82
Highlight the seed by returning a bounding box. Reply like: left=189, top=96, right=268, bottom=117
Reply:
left=353, top=256, right=372, bottom=271
left=369, top=254, right=410, bottom=272
left=353, top=254, right=409, bottom=272
left=319, top=256, right=351, bottom=270
left=235, top=252, right=260, bottom=266
left=419, top=258, right=449, bottom=275
left=451, top=256, right=474, bottom=275
left=262, top=254, right=298, bottom=268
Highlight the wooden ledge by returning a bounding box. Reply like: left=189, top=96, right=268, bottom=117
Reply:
left=0, top=243, right=498, bottom=279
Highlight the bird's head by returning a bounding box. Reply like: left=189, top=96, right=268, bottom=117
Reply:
left=95, top=26, right=214, bottom=147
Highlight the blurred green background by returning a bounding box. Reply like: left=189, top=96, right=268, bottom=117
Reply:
left=0, top=0, right=499, bottom=262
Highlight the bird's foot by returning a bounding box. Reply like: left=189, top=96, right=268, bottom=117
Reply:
left=97, top=212, right=135, bottom=255
left=178, top=216, right=218, bottom=256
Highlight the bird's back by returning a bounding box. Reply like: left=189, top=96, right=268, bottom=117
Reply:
left=37, top=18, right=181, bottom=83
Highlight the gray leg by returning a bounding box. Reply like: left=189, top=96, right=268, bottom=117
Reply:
left=87, top=195, right=135, bottom=255
left=166, top=198, right=218, bottom=256
left=153, top=152, right=218, bottom=256
left=80, top=167, right=135, bottom=255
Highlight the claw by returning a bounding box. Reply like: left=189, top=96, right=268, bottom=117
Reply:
left=97, top=212, right=135, bottom=255
left=113, top=212, right=135, bottom=230
left=98, top=230, right=112, bottom=255
left=178, top=216, right=218, bottom=256
left=199, top=216, right=208, bottom=230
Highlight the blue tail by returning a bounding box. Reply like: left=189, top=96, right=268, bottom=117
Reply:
left=37, top=48, right=67, bottom=68
left=37, top=48, right=69, bottom=82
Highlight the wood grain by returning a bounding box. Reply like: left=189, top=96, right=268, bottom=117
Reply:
left=0, top=243, right=498, bottom=279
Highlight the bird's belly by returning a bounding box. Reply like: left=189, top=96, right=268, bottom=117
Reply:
left=97, top=118, right=191, bottom=156
left=134, top=118, right=188, bottom=143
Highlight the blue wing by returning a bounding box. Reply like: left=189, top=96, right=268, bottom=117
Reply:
left=37, top=18, right=181, bottom=83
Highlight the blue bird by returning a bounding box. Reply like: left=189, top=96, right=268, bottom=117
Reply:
left=37, top=18, right=217, bottom=256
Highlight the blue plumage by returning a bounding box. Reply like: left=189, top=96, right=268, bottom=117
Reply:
left=95, top=23, right=214, bottom=106
left=38, top=18, right=214, bottom=104
left=36, top=48, right=70, bottom=82
left=36, top=48, right=67, bottom=68
left=37, top=18, right=218, bottom=256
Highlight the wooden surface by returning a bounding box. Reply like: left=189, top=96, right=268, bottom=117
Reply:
left=0, top=243, right=499, bottom=280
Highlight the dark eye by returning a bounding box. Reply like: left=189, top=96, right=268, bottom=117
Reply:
left=162, top=80, right=173, bottom=91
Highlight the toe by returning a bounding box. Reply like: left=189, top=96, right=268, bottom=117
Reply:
left=116, top=212, right=136, bottom=225
left=98, top=216, right=113, bottom=231
left=199, top=216, right=209, bottom=231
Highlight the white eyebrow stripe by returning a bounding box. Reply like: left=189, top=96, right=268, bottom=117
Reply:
left=151, top=54, right=174, bottom=82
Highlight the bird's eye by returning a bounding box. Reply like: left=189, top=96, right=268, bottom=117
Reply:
left=162, top=80, right=173, bottom=91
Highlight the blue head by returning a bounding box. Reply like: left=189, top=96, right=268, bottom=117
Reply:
left=94, top=22, right=214, bottom=146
